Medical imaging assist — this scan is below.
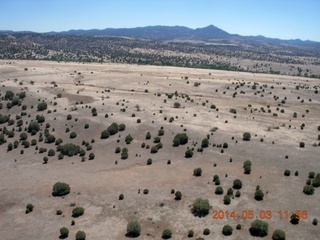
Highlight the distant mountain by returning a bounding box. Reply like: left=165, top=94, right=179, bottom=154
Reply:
left=1, top=25, right=319, bottom=45
left=50, top=25, right=231, bottom=41
left=47, top=25, right=318, bottom=45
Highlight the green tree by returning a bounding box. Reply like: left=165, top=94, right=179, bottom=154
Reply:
left=107, top=123, right=119, bottom=135
left=72, top=207, right=85, bottom=217
left=173, top=133, right=188, bottom=146
left=59, top=227, right=69, bottom=239
left=223, top=195, right=231, bottom=205
left=4, top=90, right=14, bottom=100
left=52, top=182, right=70, bottom=196
left=175, top=191, right=182, bottom=200
left=37, top=102, right=47, bottom=111
left=233, top=179, right=242, bottom=189
left=222, top=225, right=233, bottom=236
left=312, top=173, right=320, bottom=187
left=201, top=138, right=209, bottom=148
left=25, top=203, right=34, bottom=214
left=272, top=229, right=286, bottom=240
left=119, top=123, right=126, bottom=131
left=119, top=193, right=124, bottom=200
left=215, top=186, right=224, bottom=195
left=185, top=149, right=193, bottom=158
left=146, top=132, right=151, bottom=139
left=290, top=213, right=299, bottom=224
left=162, top=229, right=172, bottom=239
left=147, top=158, right=152, bottom=165
left=127, top=220, right=141, bottom=237
left=187, top=230, right=194, bottom=237
left=193, top=168, right=202, bottom=176
left=243, top=132, right=251, bottom=141
left=249, top=220, right=268, bottom=237
left=27, top=121, right=40, bottom=135
left=303, top=185, right=314, bottom=195
left=192, top=198, right=211, bottom=217
left=121, top=148, right=128, bottom=159
left=203, top=228, right=210, bottom=235
left=89, top=152, right=95, bottom=160
left=125, top=134, right=133, bottom=144
left=243, top=160, right=252, bottom=174
left=100, top=130, right=110, bottom=139
left=75, top=231, right=86, bottom=240
left=254, top=189, right=264, bottom=201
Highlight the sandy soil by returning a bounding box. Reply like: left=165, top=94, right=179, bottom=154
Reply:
left=0, top=60, right=319, bottom=240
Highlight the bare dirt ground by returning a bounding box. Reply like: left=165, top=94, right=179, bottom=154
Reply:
left=0, top=60, right=319, bottom=240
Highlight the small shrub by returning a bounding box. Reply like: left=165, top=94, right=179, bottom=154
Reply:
left=185, top=149, right=193, bottom=158
left=243, top=160, right=252, bottom=174
left=125, top=134, right=133, bottom=144
left=59, top=227, right=69, bottom=239
left=223, top=195, right=231, bottom=205
left=312, top=218, right=318, bottom=226
left=173, top=102, right=181, bottom=108
left=215, top=186, right=224, bottom=195
left=150, top=145, right=158, bottom=153
left=147, top=158, right=152, bottom=165
left=243, top=132, right=251, bottom=141
left=72, top=207, right=84, bottom=217
left=52, top=182, right=70, bottom=196
left=175, top=191, right=182, bottom=200
left=48, top=149, right=55, bottom=156
left=75, top=231, right=86, bottom=240
left=37, top=102, right=47, bottom=111
left=222, top=225, right=233, bottom=236
left=126, top=220, right=141, bottom=237
left=290, top=213, right=299, bottom=224
left=235, top=190, right=241, bottom=197
left=115, top=147, right=121, bottom=153
left=192, top=198, right=211, bottom=217
left=284, top=169, right=290, bottom=176
left=119, top=123, right=126, bottom=131
left=121, top=148, right=128, bottom=159
left=193, top=167, right=202, bottom=176
left=162, top=229, right=172, bottom=239
left=119, top=194, right=124, bottom=200
left=203, top=228, right=210, bottom=235
left=69, top=132, right=77, bottom=139
left=303, top=185, right=314, bottom=195
left=187, top=230, right=194, bottom=237
left=101, top=130, right=110, bottom=139
left=254, top=189, right=264, bottom=201
left=299, top=142, right=305, bottom=148
left=250, top=220, right=268, bottom=236
left=146, top=132, right=151, bottom=139
left=312, top=173, right=320, bottom=187
left=233, top=179, right=242, bottom=189
left=143, top=189, right=149, bottom=194
left=272, top=229, right=286, bottom=240
left=25, top=203, right=34, bottom=214
left=173, top=133, right=188, bottom=146
left=89, top=152, right=95, bottom=160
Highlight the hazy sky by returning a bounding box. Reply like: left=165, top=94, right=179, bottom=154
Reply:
left=1, top=0, right=319, bottom=41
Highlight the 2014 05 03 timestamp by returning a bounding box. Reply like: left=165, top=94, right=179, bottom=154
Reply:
left=212, top=210, right=308, bottom=220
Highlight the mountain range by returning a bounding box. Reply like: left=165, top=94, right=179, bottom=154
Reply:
left=2, top=25, right=318, bottom=45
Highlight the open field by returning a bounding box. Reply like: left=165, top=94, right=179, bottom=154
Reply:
left=0, top=60, right=319, bottom=240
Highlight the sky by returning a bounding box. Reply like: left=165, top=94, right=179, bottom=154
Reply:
left=0, top=0, right=319, bottom=41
